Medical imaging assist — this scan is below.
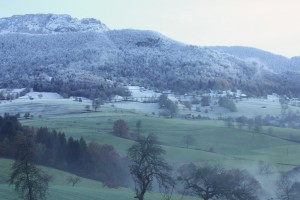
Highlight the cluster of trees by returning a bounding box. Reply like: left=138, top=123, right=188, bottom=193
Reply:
left=4, top=111, right=300, bottom=200
left=127, top=134, right=300, bottom=200
left=158, top=94, right=178, bottom=117
left=178, top=163, right=261, bottom=200
left=113, top=119, right=130, bottom=139
left=224, top=111, right=300, bottom=133
left=7, top=128, right=300, bottom=200
left=0, top=89, right=30, bottom=101
left=200, top=96, right=211, bottom=107
left=218, top=96, right=237, bottom=112
left=180, top=96, right=212, bottom=109
left=127, top=134, right=263, bottom=200
left=224, top=116, right=264, bottom=133
left=112, top=119, right=144, bottom=140
left=278, top=113, right=300, bottom=129
left=33, top=79, right=131, bottom=100
left=0, top=114, right=128, bottom=187
left=3, top=30, right=299, bottom=100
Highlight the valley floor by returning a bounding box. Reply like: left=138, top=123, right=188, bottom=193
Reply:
left=1, top=95, right=300, bottom=199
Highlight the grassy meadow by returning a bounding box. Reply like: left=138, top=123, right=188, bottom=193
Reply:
left=1, top=97, right=300, bottom=199
left=6, top=98, right=298, bottom=170
left=0, top=158, right=196, bottom=200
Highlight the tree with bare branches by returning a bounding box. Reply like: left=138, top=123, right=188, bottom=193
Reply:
left=178, top=163, right=261, bottom=200
left=127, top=134, right=175, bottom=200
left=182, top=134, right=196, bottom=149
left=67, top=176, right=81, bottom=187
left=276, top=174, right=300, bottom=200
left=9, top=138, right=49, bottom=200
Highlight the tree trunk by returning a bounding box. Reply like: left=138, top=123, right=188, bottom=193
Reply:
left=135, top=195, right=143, bottom=200
left=25, top=161, right=34, bottom=200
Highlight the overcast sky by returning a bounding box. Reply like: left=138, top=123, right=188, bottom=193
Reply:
left=1, top=0, right=299, bottom=57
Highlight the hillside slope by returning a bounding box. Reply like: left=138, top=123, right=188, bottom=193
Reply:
left=0, top=14, right=300, bottom=96
left=0, top=14, right=109, bottom=34
left=0, top=158, right=181, bottom=200
left=212, top=46, right=300, bottom=73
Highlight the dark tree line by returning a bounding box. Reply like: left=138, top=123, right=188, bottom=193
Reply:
left=33, top=79, right=131, bottom=100
left=223, top=112, right=300, bottom=133
left=0, top=114, right=128, bottom=187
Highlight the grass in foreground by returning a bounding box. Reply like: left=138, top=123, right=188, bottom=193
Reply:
left=0, top=158, right=197, bottom=200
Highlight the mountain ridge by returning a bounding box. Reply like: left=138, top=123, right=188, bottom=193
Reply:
left=211, top=46, right=300, bottom=73
left=0, top=14, right=300, bottom=97
left=0, top=14, right=109, bottom=34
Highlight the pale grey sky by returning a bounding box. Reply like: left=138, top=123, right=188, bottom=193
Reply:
left=0, top=0, right=299, bottom=57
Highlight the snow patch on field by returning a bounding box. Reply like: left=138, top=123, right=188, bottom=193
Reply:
left=128, top=86, right=160, bottom=99
left=109, top=102, right=159, bottom=114
left=19, top=92, right=63, bottom=99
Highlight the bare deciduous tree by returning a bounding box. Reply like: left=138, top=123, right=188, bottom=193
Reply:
left=178, top=163, right=261, bottom=200
left=113, top=119, right=130, bottom=138
left=276, top=174, right=300, bottom=200
left=127, top=134, right=175, bottom=200
left=9, top=139, right=49, bottom=200
left=92, top=98, right=101, bottom=111
left=85, top=105, right=91, bottom=112
left=257, top=161, right=272, bottom=175
left=182, top=134, right=196, bottom=149
left=67, top=176, right=81, bottom=187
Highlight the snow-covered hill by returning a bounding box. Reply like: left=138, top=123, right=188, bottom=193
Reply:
left=0, top=14, right=299, bottom=97
left=212, top=46, right=300, bottom=73
left=0, top=14, right=109, bottom=34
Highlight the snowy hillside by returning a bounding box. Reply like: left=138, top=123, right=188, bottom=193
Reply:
left=0, top=14, right=109, bottom=34
left=0, top=14, right=300, bottom=97
left=212, top=46, right=300, bottom=73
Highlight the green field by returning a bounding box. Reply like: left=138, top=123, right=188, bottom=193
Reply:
left=0, top=158, right=196, bottom=200
left=1, top=98, right=300, bottom=199
left=13, top=100, right=300, bottom=170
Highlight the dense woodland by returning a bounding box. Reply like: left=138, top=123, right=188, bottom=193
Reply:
left=1, top=29, right=300, bottom=98
left=0, top=114, right=129, bottom=187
